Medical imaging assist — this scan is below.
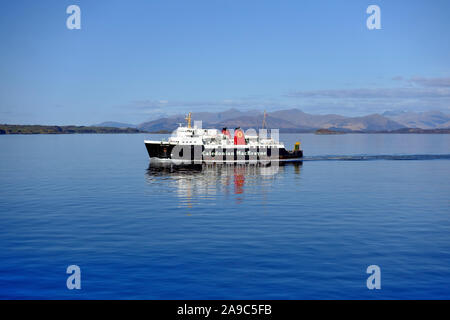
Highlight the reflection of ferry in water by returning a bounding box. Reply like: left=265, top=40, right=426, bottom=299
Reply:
left=146, top=162, right=302, bottom=208
left=144, top=112, right=303, bottom=163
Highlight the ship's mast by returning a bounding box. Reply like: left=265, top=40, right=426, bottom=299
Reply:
left=185, top=112, right=192, bottom=128
left=262, top=110, right=267, bottom=129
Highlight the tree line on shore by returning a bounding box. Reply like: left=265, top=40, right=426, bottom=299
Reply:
left=0, top=124, right=146, bottom=134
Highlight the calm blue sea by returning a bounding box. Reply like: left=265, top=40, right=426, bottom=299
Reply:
left=0, top=133, right=449, bottom=299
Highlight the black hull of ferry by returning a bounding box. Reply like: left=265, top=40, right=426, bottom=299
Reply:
left=145, top=142, right=303, bottom=162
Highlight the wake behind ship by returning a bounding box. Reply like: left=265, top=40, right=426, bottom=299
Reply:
left=144, top=112, right=303, bottom=163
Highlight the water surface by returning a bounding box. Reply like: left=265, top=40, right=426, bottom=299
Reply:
left=0, top=133, right=449, bottom=299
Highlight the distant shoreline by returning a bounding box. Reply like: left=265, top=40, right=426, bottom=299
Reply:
left=314, top=128, right=450, bottom=134
left=1, top=124, right=449, bottom=135
left=0, top=124, right=148, bottom=135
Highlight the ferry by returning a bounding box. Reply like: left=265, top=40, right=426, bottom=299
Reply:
left=144, top=112, right=303, bottom=163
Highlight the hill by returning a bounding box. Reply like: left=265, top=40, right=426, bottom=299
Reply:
left=92, top=121, right=137, bottom=128
left=137, top=109, right=408, bottom=133
left=382, top=110, right=450, bottom=129
left=0, top=124, right=144, bottom=134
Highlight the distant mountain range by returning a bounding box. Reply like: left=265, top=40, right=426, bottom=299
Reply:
left=93, top=121, right=137, bottom=129
left=94, top=109, right=450, bottom=133
left=381, top=110, right=450, bottom=129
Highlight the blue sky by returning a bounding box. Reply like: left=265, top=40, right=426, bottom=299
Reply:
left=1, top=0, right=449, bottom=125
